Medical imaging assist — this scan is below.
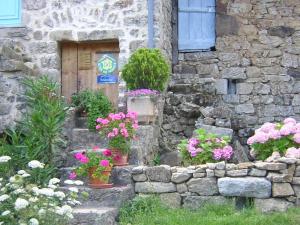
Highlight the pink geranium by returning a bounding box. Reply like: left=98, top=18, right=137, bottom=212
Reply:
left=103, top=149, right=112, bottom=157
left=69, top=171, right=77, bottom=180
left=99, top=159, right=110, bottom=167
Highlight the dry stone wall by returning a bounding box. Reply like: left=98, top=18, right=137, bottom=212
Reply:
left=161, top=0, right=300, bottom=156
left=132, top=158, right=300, bottom=212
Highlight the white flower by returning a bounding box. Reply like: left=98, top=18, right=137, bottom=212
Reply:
left=1, top=210, right=10, bottom=216
left=64, top=180, right=74, bottom=185
left=54, top=191, right=66, bottom=200
left=29, top=218, right=39, bottom=225
left=0, top=194, right=9, bottom=202
left=15, top=198, right=29, bottom=210
left=29, top=197, right=39, bottom=202
left=38, top=188, right=54, bottom=197
left=31, top=186, right=40, bottom=195
left=22, top=173, right=31, bottom=178
left=49, top=178, right=60, bottom=186
left=38, top=209, right=46, bottom=215
left=68, top=187, right=78, bottom=193
left=28, top=160, right=44, bottom=169
left=17, top=170, right=26, bottom=175
left=74, top=180, right=84, bottom=186
left=55, top=205, right=73, bottom=216
left=0, top=156, right=11, bottom=163
left=13, top=188, right=26, bottom=194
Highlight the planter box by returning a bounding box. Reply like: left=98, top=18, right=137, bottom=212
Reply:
left=127, top=95, right=164, bottom=124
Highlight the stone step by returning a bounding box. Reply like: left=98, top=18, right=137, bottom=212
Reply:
left=62, top=184, right=135, bottom=208
left=70, top=207, right=117, bottom=225
left=71, top=128, right=108, bottom=149
left=75, top=117, right=88, bottom=128
left=59, top=166, right=134, bottom=186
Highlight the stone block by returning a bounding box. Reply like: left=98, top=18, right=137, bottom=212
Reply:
left=145, top=166, right=171, bottom=183
left=183, top=196, right=229, bottom=210
left=267, top=172, right=292, bottom=183
left=176, top=183, right=188, bottom=193
left=218, top=177, right=271, bottom=198
left=292, top=177, right=300, bottom=185
left=215, top=170, right=225, bottom=177
left=132, top=174, right=147, bottom=182
left=171, top=172, right=192, bottom=184
left=227, top=169, right=248, bottom=177
left=160, top=151, right=182, bottom=167
left=295, top=166, right=300, bottom=176
left=135, top=182, right=176, bottom=193
left=236, top=83, right=253, bottom=95
left=187, top=178, right=218, bottom=196
left=193, top=173, right=206, bottom=178
left=268, top=26, right=295, bottom=38
left=160, top=193, right=181, bottom=208
left=235, top=104, right=255, bottom=114
left=249, top=168, right=267, bottom=177
left=216, top=79, right=228, bottom=94
left=255, top=198, right=293, bottom=213
left=221, top=67, right=246, bottom=79
left=272, top=183, right=294, bottom=197
left=255, top=162, right=287, bottom=171
left=23, top=0, right=46, bottom=10
left=49, top=30, right=74, bottom=41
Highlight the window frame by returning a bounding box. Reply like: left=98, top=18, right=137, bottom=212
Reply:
left=0, top=0, right=22, bottom=27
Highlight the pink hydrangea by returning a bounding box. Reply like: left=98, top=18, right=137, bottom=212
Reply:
left=99, top=159, right=110, bottom=167
left=294, top=133, right=300, bottom=144
left=284, top=118, right=297, bottom=125
left=69, top=171, right=77, bottom=180
left=260, top=122, right=276, bottom=133
left=213, top=148, right=223, bottom=160
left=285, top=147, right=300, bottom=159
left=254, top=132, right=269, bottom=144
left=268, top=129, right=281, bottom=140
left=280, top=123, right=295, bottom=136
left=213, top=146, right=234, bottom=161
left=247, top=136, right=255, bottom=145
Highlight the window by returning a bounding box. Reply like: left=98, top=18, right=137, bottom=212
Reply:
left=0, top=0, right=21, bottom=27
left=178, top=0, right=216, bottom=51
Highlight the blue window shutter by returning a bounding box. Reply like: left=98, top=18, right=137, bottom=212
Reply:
left=178, top=0, right=216, bottom=51
left=0, top=0, right=21, bottom=26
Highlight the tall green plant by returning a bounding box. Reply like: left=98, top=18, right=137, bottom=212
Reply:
left=0, top=76, right=67, bottom=184
left=122, top=48, right=170, bottom=91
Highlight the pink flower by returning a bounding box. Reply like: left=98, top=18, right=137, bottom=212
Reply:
left=96, top=125, right=101, bottom=130
left=74, top=152, right=84, bottom=161
left=254, top=132, right=269, bottom=143
left=260, top=122, right=276, bottom=133
left=107, top=132, right=115, bottom=138
left=222, top=146, right=233, bottom=160
left=126, top=111, right=138, bottom=120
left=69, top=171, right=77, bottom=180
left=285, top=147, right=300, bottom=159
left=132, top=123, right=139, bottom=130
left=119, top=123, right=126, bottom=128
left=80, top=155, right=89, bottom=164
left=213, top=149, right=223, bottom=160
left=113, top=154, right=121, bottom=161
left=247, top=136, right=255, bottom=145
left=119, top=112, right=126, bottom=119
left=268, top=129, right=281, bottom=140
left=97, top=118, right=110, bottom=125
left=284, top=118, right=297, bottom=125
left=121, top=128, right=129, bottom=138
left=280, top=124, right=295, bottom=136
left=188, top=138, right=199, bottom=146
left=190, top=151, right=197, bottom=157
left=100, top=159, right=110, bottom=167
left=113, top=128, right=119, bottom=135
left=294, top=133, right=300, bottom=144
left=103, top=149, right=112, bottom=157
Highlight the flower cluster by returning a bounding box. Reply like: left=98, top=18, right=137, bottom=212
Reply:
left=213, top=146, right=234, bottom=161
left=247, top=118, right=300, bottom=160
left=96, top=111, right=139, bottom=154
left=71, top=147, right=113, bottom=181
left=285, top=147, right=300, bottom=159
left=178, top=129, right=233, bottom=165
left=126, top=89, right=159, bottom=97
left=0, top=157, right=84, bottom=225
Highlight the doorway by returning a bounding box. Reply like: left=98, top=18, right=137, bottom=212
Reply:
left=61, top=41, right=120, bottom=107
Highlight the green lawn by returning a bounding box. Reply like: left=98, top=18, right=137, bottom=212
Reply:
left=119, top=196, right=300, bottom=225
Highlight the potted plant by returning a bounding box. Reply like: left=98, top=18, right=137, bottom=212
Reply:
left=96, top=111, right=139, bottom=166
left=178, top=129, right=233, bottom=165
left=70, top=148, right=113, bottom=188
left=122, top=48, right=170, bottom=124
left=71, top=89, right=113, bottom=130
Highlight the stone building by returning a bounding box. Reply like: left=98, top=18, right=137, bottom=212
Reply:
left=1, top=0, right=300, bottom=161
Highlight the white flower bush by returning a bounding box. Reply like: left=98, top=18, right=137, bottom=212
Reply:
left=0, top=156, right=86, bottom=225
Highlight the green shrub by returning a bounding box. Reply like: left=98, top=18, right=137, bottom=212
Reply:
left=0, top=76, right=67, bottom=184
left=122, top=48, right=170, bottom=91
left=71, top=90, right=113, bottom=130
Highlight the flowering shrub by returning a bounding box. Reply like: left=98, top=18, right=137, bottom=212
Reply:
left=96, top=112, right=139, bottom=154
left=247, top=118, right=300, bottom=160
left=126, top=89, right=159, bottom=97
left=178, top=129, right=233, bottom=165
left=70, top=147, right=113, bottom=181
left=0, top=157, right=86, bottom=225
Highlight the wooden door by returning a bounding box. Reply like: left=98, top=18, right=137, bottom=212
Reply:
left=61, top=42, right=120, bottom=108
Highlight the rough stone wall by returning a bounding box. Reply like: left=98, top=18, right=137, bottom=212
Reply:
left=0, top=0, right=149, bottom=83
left=161, top=0, right=300, bottom=155
left=132, top=158, right=300, bottom=212
left=154, top=0, right=172, bottom=61
left=0, top=40, right=35, bottom=133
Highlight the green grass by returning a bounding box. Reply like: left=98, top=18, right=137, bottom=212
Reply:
left=119, top=196, right=300, bottom=225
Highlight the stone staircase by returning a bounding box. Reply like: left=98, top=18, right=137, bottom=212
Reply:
left=60, top=115, right=136, bottom=225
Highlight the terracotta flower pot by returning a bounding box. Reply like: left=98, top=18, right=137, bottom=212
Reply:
left=111, top=149, right=128, bottom=166
left=88, top=166, right=113, bottom=189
